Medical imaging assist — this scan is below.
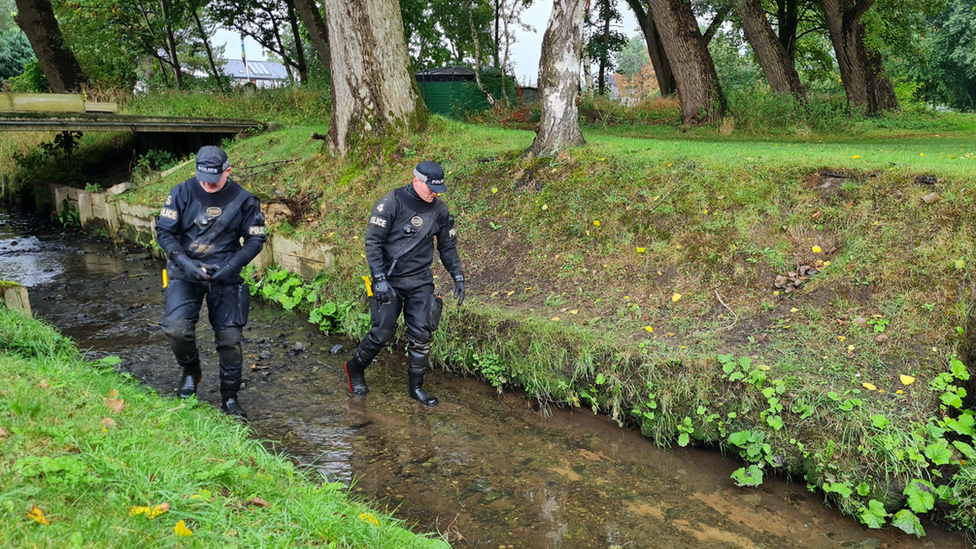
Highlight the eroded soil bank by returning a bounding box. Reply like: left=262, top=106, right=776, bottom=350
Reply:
left=3, top=211, right=967, bottom=548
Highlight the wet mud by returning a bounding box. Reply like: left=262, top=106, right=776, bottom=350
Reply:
left=3, top=211, right=969, bottom=549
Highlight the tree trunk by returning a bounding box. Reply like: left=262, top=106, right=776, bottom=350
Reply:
left=493, top=0, right=501, bottom=68
left=193, top=10, right=226, bottom=91
left=323, top=0, right=426, bottom=157
left=623, top=0, right=675, bottom=96
left=13, top=0, right=88, bottom=93
left=732, top=0, right=804, bottom=97
left=820, top=0, right=898, bottom=114
left=285, top=0, right=309, bottom=84
left=597, top=0, right=611, bottom=95
left=158, top=0, right=183, bottom=88
left=776, top=0, right=799, bottom=62
left=293, top=0, right=331, bottom=72
left=701, top=5, right=729, bottom=44
left=527, top=0, right=587, bottom=158
left=646, top=0, right=725, bottom=124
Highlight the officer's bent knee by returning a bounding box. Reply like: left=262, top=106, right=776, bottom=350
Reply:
left=162, top=319, right=195, bottom=341
left=406, top=327, right=432, bottom=345
left=214, top=328, right=244, bottom=348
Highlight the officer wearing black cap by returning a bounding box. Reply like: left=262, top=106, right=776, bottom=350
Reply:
left=344, top=160, right=465, bottom=406
left=155, top=145, right=267, bottom=419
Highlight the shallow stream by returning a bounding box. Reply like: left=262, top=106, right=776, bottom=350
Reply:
left=1, top=210, right=967, bottom=548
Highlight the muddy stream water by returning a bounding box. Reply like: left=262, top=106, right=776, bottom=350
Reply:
left=1, top=211, right=967, bottom=549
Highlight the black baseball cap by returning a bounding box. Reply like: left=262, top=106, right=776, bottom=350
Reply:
left=196, top=146, right=229, bottom=183
left=414, top=161, right=447, bottom=193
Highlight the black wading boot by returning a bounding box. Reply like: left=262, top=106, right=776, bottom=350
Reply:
left=176, top=362, right=202, bottom=399
left=221, top=392, right=248, bottom=420
left=344, top=354, right=370, bottom=395
left=408, top=371, right=438, bottom=406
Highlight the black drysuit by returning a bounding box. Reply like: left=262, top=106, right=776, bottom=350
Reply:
left=352, top=184, right=464, bottom=377
left=155, top=178, right=266, bottom=399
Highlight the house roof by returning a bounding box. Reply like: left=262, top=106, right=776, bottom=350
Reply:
left=220, top=59, right=289, bottom=81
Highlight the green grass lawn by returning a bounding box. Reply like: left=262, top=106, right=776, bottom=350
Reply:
left=0, top=307, right=449, bottom=549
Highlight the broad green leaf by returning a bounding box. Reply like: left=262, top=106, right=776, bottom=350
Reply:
left=904, top=479, right=937, bottom=513
left=871, top=414, right=888, bottom=429
left=857, top=482, right=870, bottom=496
left=678, top=433, right=690, bottom=447
left=858, top=499, right=887, bottom=529
left=944, top=413, right=975, bottom=436
left=891, top=509, right=925, bottom=537
left=728, top=430, right=751, bottom=447
left=730, top=465, right=763, bottom=487
left=952, top=440, right=976, bottom=460
left=823, top=482, right=853, bottom=499
left=766, top=415, right=784, bottom=430
left=950, top=358, right=970, bottom=380
left=924, top=442, right=953, bottom=465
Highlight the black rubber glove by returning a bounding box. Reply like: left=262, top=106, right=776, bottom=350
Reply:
left=373, top=278, right=395, bottom=304
left=210, top=262, right=242, bottom=285
left=453, top=280, right=465, bottom=307
left=170, top=251, right=211, bottom=282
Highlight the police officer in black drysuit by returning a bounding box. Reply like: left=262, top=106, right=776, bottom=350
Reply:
left=155, top=145, right=267, bottom=419
left=343, top=161, right=465, bottom=406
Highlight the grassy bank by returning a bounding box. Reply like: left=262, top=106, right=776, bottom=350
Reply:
left=5, top=88, right=976, bottom=541
left=0, top=306, right=449, bottom=548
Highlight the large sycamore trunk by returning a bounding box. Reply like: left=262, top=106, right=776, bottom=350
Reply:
left=323, top=0, right=425, bottom=157
left=732, top=0, right=804, bottom=97
left=14, top=0, right=87, bottom=93
left=820, top=0, right=899, bottom=114
left=527, top=0, right=587, bottom=158
left=624, top=0, right=675, bottom=97
left=646, top=0, right=725, bottom=124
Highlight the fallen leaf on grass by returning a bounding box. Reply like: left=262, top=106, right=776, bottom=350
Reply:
left=38, top=379, right=50, bottom=390
left=0, top=426, right=7, bottom=439
left=174, top=520, right=193, bottom=537
left=107, top=389, right=119, bottom=398
left=27, top=506, right=49, bottom=525
left=100, top=418, right=115, bottom=430
left=672, top=293, right=681, bottom=302
left=550, top=317, right=560, bottom=322
left=900, top=375, right=915, bottom=386
left=812, top=246, right=822, bottom=253
left=246, top=497, right=271, bottom=508
left=645, top=326, right=654, bottom=333
left=862, top=382, right=877, bottom=391
left=104, top=398, right=125, bottom=414
left=506, top=291, right=515, bottom=296
left=569, top=310, right=579, bottom=315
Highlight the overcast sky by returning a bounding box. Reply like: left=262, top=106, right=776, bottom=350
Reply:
left=214, top=1, right=640, bottom=87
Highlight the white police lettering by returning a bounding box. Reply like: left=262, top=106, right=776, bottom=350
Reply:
left=370, top=216, right=387, bottom=228
left=165, top=195, right=172, bottom=206
left=377, top=203, right=385, bottom=213
left=249, top=226, right=265, bottom=235
left=449, top=228, right=456, bottom=238
left=160, top=208, right=178, bottom=220
left=198, top=166, right=220, bottom=174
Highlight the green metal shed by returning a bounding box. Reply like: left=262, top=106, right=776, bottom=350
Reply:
left=415, top=66, right=516, bottom=118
